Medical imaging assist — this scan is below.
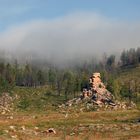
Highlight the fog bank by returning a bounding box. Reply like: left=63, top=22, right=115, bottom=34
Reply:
left=0, top=12, right=140, bottom=65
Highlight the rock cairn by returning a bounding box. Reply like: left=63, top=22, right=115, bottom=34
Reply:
left=82, top=72, right=115, bottom=106
left=61, top=72, right=136, bottom=111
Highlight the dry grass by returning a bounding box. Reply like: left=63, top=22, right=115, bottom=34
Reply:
left=0, top=109, right=139, bottom=140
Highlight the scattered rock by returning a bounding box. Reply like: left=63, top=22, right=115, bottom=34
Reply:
left=0, top=93, right=13, bottom=114
left=34, top=126, right=39, bottom=130
left=9, top=125, right=16, bottom=132
left=9, top=126, right=16, bottom=130
left=45, top=128, right=56, bottom=134
left=11, top=135, right=17, bottom=139
left=32, top=115, right=38, bottom=119
left=7, top=116, right=14, bottom=119
left=21, top=125, right=26, bottom=131
left=70, top=132, right=75, bottom=136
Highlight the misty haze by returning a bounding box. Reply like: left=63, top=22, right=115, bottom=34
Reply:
left=0, top=12, right=140, bottom=65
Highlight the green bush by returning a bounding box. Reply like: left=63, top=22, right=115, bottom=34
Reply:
left=18, top=98, right=30, bottom=110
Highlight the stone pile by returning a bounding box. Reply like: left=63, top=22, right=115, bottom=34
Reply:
left=61, top=72, right=136, bottom=111
left=0, top=92, right=13, bottom=114
left=83, top=72, right=115, bottom=106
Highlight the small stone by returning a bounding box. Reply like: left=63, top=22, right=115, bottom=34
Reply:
left=1, top=111, right=6, bottom=115
left=70, top=132, right=75, bottom=136
left=4, top=130, right=9, bottom=133
left=47, top=128, right=56, bottom=134
left=32, top=115, right=38, bottom=119
left=11, top=135, right=17, bottom=139
left=34, top=126, right=39, bottom=130
left=9, top=125, right=15, bottom=130
left=124, top=127, right=131, bottom=131
left=9, top=116, right=14, bottom=119
left=21, top=125, right=26, bottom=130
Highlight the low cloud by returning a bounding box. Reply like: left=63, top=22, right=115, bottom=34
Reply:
left=0, top=12, right=140, bottom=64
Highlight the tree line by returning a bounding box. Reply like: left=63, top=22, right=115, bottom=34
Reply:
left=120, top=47, right=140, bottom=67
left=0, top=47, right=140, bottom=102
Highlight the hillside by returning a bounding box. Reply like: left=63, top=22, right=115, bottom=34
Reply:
left=0, top=68, right=139, bottom=139
left=117, top=66, right=140, bottom=105
left=118, top=66, right=140, bottom=81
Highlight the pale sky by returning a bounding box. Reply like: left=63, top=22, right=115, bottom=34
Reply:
left=0, top=0, right=140, bottom=64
